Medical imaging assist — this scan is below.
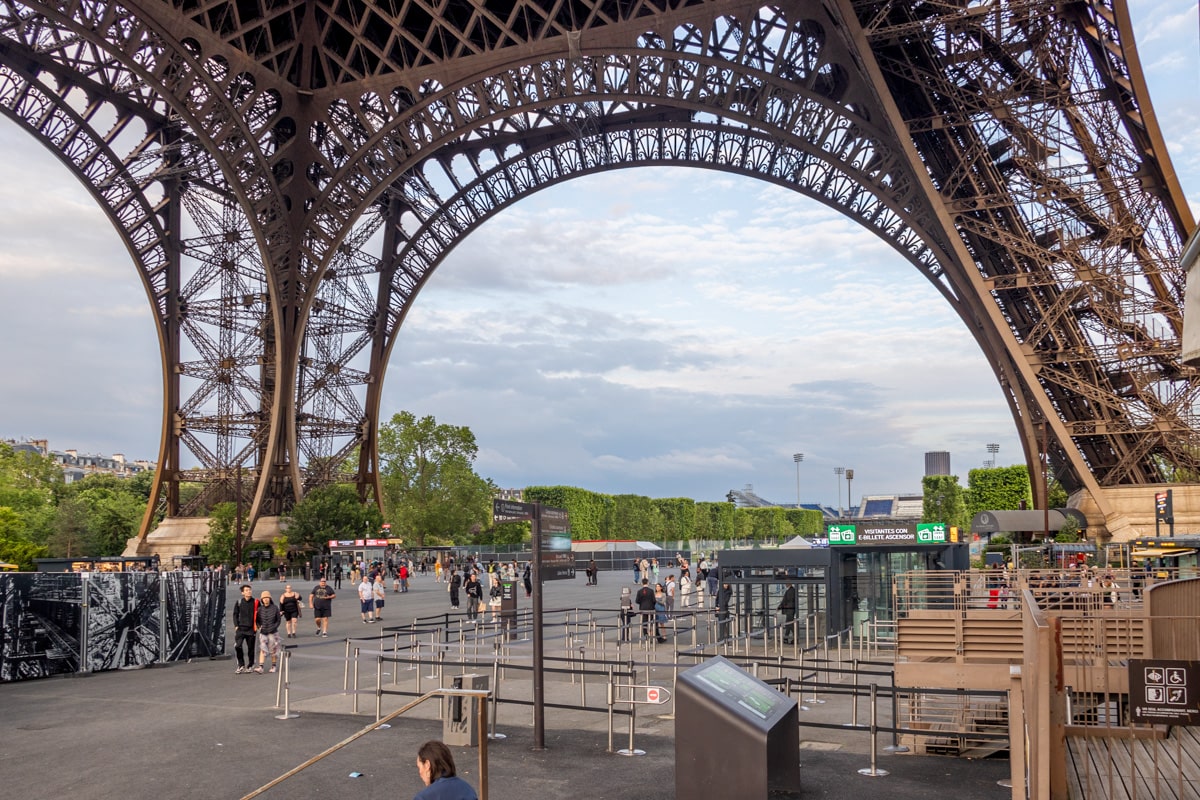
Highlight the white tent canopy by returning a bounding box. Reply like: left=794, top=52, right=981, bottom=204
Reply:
left=780, top=536, right=814, bottom=549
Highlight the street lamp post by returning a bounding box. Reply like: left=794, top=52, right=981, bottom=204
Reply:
left=845, top=469, right=854, bottom=517
left=834, top=467, right=845, bottom=517
left=793, top=453, right=804, bottom=507
left=985, top=442, right=999, bottom=468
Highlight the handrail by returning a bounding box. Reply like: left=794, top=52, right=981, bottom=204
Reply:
left=240, top=686, right=492, bottom=800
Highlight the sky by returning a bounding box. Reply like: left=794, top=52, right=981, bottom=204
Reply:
left=0, top=2, right=1197, bottom=509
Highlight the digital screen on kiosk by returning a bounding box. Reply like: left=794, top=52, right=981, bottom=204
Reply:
left=689, top=657, right=789, bottom=722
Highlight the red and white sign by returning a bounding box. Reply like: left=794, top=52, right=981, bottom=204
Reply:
left=647, top=687, right=661, bottom=704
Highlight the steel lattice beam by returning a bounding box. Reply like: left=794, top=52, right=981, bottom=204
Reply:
left=0, top=0, right=1190, bottom=539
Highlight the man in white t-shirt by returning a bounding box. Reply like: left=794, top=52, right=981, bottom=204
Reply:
left=358, top=577, right=375, bottom=623
left=665, top=575, right=676, bottom=612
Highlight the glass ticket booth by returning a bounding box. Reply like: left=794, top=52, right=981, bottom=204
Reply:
left=718, top=525, right=968, bottom=642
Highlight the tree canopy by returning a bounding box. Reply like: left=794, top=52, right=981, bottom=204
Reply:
left=377, top=412, right=494, bottom=547
left=922, top=474, right=969, bottom=533
left=286, top=483, right=382, bottom=552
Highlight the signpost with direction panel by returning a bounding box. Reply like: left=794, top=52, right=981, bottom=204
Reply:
left=490, top=498, right=573, bottom=750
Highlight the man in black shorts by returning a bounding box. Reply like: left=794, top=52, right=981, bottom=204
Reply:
left=309, top=577, right=336, bottom=637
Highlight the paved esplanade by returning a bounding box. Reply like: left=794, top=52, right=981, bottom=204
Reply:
left=0, top=572, right=1009, bottom=799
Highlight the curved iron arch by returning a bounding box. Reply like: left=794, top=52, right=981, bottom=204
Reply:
left=301, top=9, right=910, bottom=268
left=350, top=122, right=1027, bottom=504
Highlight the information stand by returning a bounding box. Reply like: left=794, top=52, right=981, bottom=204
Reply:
left=499, top=580, right=518, bottom=636
left=675, top=656, right=800, bottom=799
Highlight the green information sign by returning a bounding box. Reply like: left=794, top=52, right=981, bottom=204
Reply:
left=916, top=523, right=948, bottom=544
left=828, top=524, right=856, bottom=545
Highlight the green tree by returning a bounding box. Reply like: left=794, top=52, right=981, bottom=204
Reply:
left=201, top=502, right=238, bottom=566
left=1056, top=516, right=1081, bottom=543
left=47, top=498, right=94, bottom=557
left=0, top=443, right=64, bottom=495
left=523, top=486, right=612, bottom=540
left=611, top=494, right=663, bottom=539
left=965, top=465, right=1033, bottom=521
left=653, top=498, right=696, bottom=541
left=74, top=486, right=145, bottom=556
left=922, top=474, right=969, bottom=533
left=0, top=444, right=61, bottom=544
left=0, top=506, right=48, bottom=569
left=475, top=520, right=531, bottom=546
left=377, top=411, right=493, bottom=547
left=782, top=508, right=823, bottom=536
left=695, top=501, right=735, bottom=540
left=286, top=484, right=382, bottom=552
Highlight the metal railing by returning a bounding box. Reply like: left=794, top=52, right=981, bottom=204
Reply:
left=242, top=683, right=492, bottom=800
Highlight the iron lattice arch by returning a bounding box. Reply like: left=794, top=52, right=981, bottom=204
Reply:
left=0, top=0, right=1193, bottom=539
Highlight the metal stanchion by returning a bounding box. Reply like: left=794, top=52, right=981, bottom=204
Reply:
left=606, top=667, right=615, bottom=753
left=375, top=655, right=384, bottom=722
left=426, top=634, right=439, bottom=679
left=844, top=657, right=859, bottom=727
left=343, top=638, right=352, bottom=690
left=857, top=683, right=889, bottom=777
left=579, top=647, right=587, bottom=707
left=488, top=659, right=506, bottom=740
left=883, top=679, right=910, bottom=753
left=804, top=648, right=824, bottom=705
left=275, top=650, right=299, bottom=720
left=352, top=646, right=361, bottom=714
left=274, top=649, right=285, bottom=708
left=391, top=633, right=401, bottom=685
left=616, top=670, right=645, bottom=757
left=405, top=635, right=418, bottom=671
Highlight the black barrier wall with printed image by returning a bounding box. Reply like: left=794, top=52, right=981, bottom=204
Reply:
left=163, top=570, right=226, bottom=661
left=85, top=572, right=161, bottom=671
left=0, top=572, right=83, bottom=681
left=0, top=570, right=227, bottom=682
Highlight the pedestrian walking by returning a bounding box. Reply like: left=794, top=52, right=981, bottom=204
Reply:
left=279, top=584, right=303, bottom=638
left=447, top=569, right=462, bottom=609
left=309, top=577, right=336, bottom=637
left=255, top=590, right=281, bottom=673
left=231, top=584, right=257, bottom=673
left=358, top=576, right=375, bottom=623
left=778, top=583, right=797, bottom=644
left=465, top=573, right=483, bottom=622
left=373, top=573, right=387, bottom=621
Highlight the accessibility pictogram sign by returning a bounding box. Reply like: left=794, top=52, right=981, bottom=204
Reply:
left=1129, top=659, right=1200, bottom=725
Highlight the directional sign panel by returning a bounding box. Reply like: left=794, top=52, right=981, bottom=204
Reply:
left=827, top=524, right=856, bottom=545
left=916, top=523, right=948, bottom=544
left=538, top=506, right=574, bottom=580
left=493, top=499, right=535, bottom=522
left=1129, top=659, right=1200, bottom=725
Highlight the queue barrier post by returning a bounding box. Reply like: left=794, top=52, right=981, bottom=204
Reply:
left=857, top=683, right=889, bottom=777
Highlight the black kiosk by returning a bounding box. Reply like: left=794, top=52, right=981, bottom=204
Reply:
left=676, top=656, right=800, bottom=799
